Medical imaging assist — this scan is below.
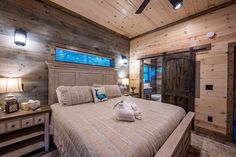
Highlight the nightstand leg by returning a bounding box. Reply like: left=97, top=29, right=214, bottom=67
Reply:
left=44, top=112, right=49, bottom=151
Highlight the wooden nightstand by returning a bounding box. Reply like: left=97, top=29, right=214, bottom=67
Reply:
left=0, top=106, right=51, bottom=157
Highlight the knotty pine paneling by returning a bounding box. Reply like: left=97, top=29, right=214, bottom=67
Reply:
left=49, top=0, right=230, bottom=38
left=0, top=0, right=129, bottom=105
left=130, top=5, right=236, bottom=135
left=195, top=43, right=228, bottom=135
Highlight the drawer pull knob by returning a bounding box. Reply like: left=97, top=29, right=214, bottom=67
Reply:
left=26, top=121, right=29, bottom=124
left=38, top=119, right=41, bottom=122
left=11, top=125, right=15, bottom=128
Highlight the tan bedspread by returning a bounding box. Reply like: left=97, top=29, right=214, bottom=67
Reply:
left=50, top=96, right=186, bottom=157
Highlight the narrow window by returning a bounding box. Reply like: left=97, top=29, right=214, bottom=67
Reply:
left=55, top=48, right=114, bottom=67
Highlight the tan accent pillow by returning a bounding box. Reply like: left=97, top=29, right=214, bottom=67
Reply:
left=56, top=86, right=93, bottom=105
left=104, top=85, right=122, bottom=98
left=91, top=87, right=108, bottom=103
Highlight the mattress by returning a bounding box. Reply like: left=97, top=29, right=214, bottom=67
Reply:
left=50, top=96, right=186, bottom=157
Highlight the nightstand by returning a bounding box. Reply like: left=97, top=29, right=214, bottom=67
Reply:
left=0, top=106, right=51, bottom=156
left=124, top=92, right=139, bottom=98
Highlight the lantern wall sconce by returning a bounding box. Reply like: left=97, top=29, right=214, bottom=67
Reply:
left=14, top=29, right=27, bottom=46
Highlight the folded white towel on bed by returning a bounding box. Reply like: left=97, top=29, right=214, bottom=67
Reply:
left=115, top=108, right=135, bottom=122
left=113, top=97, right=143, bottom=122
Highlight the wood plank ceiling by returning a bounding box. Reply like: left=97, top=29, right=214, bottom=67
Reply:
left=49, top=0, right=231, bottom=38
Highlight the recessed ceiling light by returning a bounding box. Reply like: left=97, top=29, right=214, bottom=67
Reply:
left=169, top=0, right=183, bottom=10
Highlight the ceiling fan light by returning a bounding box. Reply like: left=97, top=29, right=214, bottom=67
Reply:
left=169, top=0, right=183, bottom=10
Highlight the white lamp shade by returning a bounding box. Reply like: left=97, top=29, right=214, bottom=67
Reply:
left=122, top=78, right=129, bottom=85
left=0, top=78, right=23, bottom=93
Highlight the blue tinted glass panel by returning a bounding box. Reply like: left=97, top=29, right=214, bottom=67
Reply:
left=144, top=65, right=149, bottom=73
left=151, top=67, right=156, bottom=79
left=144, top=74, right=149, bottom=83
left=157, top=67, right=163, bottom=74
left=144, top=64, right=150, bottom=83
left=55, top=48, right=113, bottom=67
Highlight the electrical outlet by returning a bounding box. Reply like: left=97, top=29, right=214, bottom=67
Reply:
left=208, top=116, right=213, bottom=122
left=206, top=85, right=213, bottom=90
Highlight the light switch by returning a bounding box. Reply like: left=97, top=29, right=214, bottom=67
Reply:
left=206, top=85, right=213, bottom=90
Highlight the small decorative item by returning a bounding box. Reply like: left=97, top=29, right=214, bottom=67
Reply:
left=0, top=101, right=5, bottom=112
left=5, top=98, right=19, bottom=113
left=92, top=87, right=108, bottom=103
left=131, top=86, right=136, bottom=93
left=21, top=102, right=31, bottom=111
left=28, top=99, right=41, bottom=111
left=21, top=100, right=40, bottom=111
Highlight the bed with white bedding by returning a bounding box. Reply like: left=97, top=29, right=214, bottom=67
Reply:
left=47, top=61, right=195, bottom=157
left=50, top=96, right=185, bottom=157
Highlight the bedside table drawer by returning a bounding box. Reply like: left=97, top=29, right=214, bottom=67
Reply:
left=7, top=120, right=20, bottom=132
left=34, top=114, right=44, bottom=125
left=0, top=123, right=5, bottom=134
left=21, top=117, right=33, bottom=128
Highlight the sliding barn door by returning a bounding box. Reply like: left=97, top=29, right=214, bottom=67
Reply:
left=162, top=52, right=195, bottom=112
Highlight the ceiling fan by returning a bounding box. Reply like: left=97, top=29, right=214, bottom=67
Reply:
left=135, top=0, right=183, bottom=14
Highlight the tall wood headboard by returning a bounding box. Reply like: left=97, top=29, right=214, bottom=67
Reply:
left=46, top=61, right=118, bottom=105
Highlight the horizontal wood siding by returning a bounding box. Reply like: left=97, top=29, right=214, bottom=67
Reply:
left=0, top=0, right=129, bottom=105
left=130, top=5, right=236, bottom=136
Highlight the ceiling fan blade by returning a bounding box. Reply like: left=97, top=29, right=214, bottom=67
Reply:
left=135, top=0, right=151, bottom=14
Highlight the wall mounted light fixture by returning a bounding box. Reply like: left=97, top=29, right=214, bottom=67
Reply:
left=14, top=29, right=27, bottom=46
left=122, top=56, right=128, bottom=64
left=169, top=0, right=183, bottom=10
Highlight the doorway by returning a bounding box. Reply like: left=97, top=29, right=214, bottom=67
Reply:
left=142, top=57, right=163, bottom=101
left=140, top=51, right=195, bottom=113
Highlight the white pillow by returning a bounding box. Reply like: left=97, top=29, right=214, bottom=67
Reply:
left=91, top=87, right=108, bottom=103
left=56, top=86, right=93, bottom=105
left=104, top=85, right=122, bottom=98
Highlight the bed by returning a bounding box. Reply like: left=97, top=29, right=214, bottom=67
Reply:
left=47, top=61, right=194, bottom=157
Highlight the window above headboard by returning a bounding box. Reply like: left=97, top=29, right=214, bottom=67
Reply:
left=55, top=48, right=114, bottom=67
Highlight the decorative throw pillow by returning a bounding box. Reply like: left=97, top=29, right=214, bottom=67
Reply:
left=56, top=86, right=93, bottom=106
left=103, top=85, right=122, bottom=98
left=91, top=87, right=108, bottom=103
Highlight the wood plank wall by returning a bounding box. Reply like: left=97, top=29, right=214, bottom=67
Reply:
left=130, top=4, right=236, bottom=136
left=0, top=0, right=129, bottom=105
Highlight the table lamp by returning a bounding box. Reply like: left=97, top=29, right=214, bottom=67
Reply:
left=0, top=78, right=23, bottom=113
left=122, top=78, right=129, bottom=92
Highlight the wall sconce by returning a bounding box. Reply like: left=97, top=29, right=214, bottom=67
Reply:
left=14, top=29, right=27, bottom=46
left=122, top=56, right=128, bottom=65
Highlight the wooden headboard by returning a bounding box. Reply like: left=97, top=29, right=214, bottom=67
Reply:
left=46, top=61, right=118, bottom=105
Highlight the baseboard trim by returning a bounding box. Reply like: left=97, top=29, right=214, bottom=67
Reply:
left=194, top=126, right=227, bottom=141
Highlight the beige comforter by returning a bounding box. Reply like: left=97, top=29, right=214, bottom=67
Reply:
left=50, top=96, right=185, bottom=157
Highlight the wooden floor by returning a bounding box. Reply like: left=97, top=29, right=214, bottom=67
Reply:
left=187, top=133, right=236, bottom=157
left=41, top=132, right=236, bottom=157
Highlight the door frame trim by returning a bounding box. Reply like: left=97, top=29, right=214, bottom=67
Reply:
left=140, top=59, right=144, bottom=99
left=227, top=42, right=236, bottom=141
